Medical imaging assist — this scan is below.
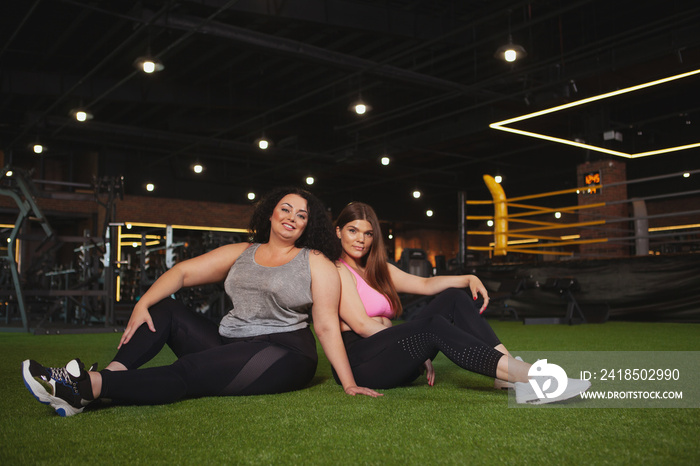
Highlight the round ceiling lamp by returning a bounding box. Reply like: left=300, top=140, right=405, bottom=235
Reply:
left=134, top=56, right=164, bottom=73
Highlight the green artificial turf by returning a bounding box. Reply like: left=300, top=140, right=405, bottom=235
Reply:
left=2, top=321, right=699, bottom=465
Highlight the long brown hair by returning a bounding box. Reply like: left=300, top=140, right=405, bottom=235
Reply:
left=334, top=202, right=402, bottom=316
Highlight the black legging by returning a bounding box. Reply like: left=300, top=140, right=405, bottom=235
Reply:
left=337, top=288, right=505, bottom=389
left=100, top=299, right=317, bottom=404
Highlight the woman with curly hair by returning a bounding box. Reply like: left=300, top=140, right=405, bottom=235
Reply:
left=22, top=187, right=380, bottom=417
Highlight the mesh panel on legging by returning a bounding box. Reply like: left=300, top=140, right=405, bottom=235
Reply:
left=398, top=328, right=502, bottom=376
left=343, top=314, right=504, bottom=389
left=412, top=288, right=501, bottom=348
left=100, top=328, right=317, bottom=404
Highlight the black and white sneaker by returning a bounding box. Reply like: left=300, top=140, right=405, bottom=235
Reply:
left=22, top=359, right=93, bottom=417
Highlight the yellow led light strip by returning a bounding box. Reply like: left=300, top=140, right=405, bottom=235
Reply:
left=120, top=234, right=163, bottom=240
left=490, top=68, right=700, bottom=158
left=121, top=240, right=162, bottom=247
left=123, top=222, right=248, bottom=233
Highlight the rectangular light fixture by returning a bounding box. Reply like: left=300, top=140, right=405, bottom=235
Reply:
left=490, top=68, right=700, bottom=158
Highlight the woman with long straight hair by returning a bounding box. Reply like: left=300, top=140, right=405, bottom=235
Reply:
left=333, top=202, right=590, bottom=404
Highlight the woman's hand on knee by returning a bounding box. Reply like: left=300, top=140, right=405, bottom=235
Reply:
left=118, top=302, right=156, bottom=348
left=467, top=275, right=490, bottom=313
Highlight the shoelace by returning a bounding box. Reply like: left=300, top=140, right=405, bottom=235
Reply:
left=47, top=366, right=79, bottom=393
left=47, top=366, right=71, bottom=383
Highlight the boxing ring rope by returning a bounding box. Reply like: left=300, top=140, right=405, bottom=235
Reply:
left=466, top=168, right=700, bottom=257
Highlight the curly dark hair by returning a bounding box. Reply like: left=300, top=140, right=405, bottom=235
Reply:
left=248, top=186, right=340, bottom=261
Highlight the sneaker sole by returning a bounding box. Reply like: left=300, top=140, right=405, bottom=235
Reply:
left=21, top=360, right=84, bottom=417
left=528, top=381, right=592, bottom=405
left=21, top=360, right=51, bottom=405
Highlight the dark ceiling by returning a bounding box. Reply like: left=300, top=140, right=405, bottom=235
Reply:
left=2, top=0, right=700, bottom=228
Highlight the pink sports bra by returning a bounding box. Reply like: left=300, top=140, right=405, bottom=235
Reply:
left=339, top=259, right=394, bottom=319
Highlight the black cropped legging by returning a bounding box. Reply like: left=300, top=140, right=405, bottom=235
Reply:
left=337, top=288, right=505, bottom=389
left=99, top=299, right=318, bottom=404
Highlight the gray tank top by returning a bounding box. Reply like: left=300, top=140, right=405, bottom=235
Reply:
left=218, top=243, right=313, bottom=338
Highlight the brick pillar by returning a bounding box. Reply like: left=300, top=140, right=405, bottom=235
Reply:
left=577, top=159, right=629, bottom=258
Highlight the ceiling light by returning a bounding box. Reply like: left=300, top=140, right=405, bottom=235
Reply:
left=495, top=41, right=527, bottom=63
left=70, top=108, right=93, bottom=122
left=146, top=183, right=155, bottom=192
left=31, top=143, right=45, bottom=154
left=256, top=137, right=270, bottom=150
left=495, top=10, right=526, bottom=63
left=494, top=175, right=503, bottom=184
left=134, top=56, right=164, bottom=73
left=426, top=210, right=434, bottom=217
left=247, top=192, right=256, bottom=200
left=555, top=212, right=562, bottom=219
left=305, top=176, right=315, bottom=185
left=192, top=163, right=204, bottom=174
left=412, top=190, right=421, bottom=199
left=380, top=156, right=390, bottom=166
left=490, top=68, right=700, bottom=159
left=349, top=99, right=371, bottom=115
left=683, top=172, right=690, bottom=178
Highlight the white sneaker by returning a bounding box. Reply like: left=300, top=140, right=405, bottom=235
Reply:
left=493, top=356, right=523, bottom=390
left=515, top=378, right=591, bottom=404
